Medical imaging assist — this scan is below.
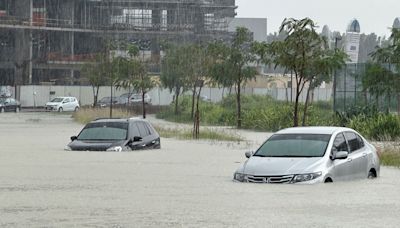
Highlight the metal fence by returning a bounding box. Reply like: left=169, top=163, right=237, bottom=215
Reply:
left=1, top=85, right=333, bottom=108
left=334, top=63, right=399, bottom=113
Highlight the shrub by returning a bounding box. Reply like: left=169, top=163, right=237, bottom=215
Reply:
left=156, top=94, right=338, bottom=132
left=349, top=114, right=400, bottom=141
left=73, top=107, right=134, bottom=124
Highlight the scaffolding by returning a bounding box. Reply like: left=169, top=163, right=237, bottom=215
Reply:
left=0, top=0, right=236, bottom=86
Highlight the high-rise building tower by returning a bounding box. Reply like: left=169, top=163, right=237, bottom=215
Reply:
left=321, top=25, right=332, bottom=49
left=394, top=17, right=400, bottom=29
left=345, top=19, right=361, bottom=63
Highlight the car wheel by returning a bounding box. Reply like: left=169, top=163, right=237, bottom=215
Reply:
left=0, top=107, right=4, bottom=113
left=324, top=177, right=333, bottom=183
left=368, top=170, right=377, bottom=179
left=15, top=107, right=20, bottom=113
left=58, top=107, right=63, bottom=112
left=74, top=106, right=79, bottom=112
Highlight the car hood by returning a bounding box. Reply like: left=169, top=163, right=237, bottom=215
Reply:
left=243, top=156, right=324, bottom=175
left=68, top=140, right=126, bottom=151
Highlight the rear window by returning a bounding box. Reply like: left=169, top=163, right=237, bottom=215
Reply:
left=78, top=122, right=128, bottom=140
left=51, top=98, right=63, bottom=102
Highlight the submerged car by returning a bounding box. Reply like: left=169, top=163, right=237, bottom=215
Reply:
left=45, top=97, right=80, bottom=112
left=0, top=97, right=21, bottom=113
left=233, top=127, right=380, bottom=184
left=65, top=118, right=161, bottom=151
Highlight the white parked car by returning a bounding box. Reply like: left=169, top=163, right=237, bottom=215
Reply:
left=130, top=93, right=151, bottom=104
left=45, top=97, right=80, bottom=112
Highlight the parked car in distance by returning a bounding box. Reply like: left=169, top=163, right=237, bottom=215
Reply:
left=45, top=96, right=80, bottom=112
left=0, top=97, right=21, bottom=113
left=233, top=127, right=380, bottom=184
left=96, top=96, right=123, bottom=108
left=65, top=118, right=161, bottom=151
left=130, top=93, right=151, bottom=104
left=118, top=93, right=134, bottom=104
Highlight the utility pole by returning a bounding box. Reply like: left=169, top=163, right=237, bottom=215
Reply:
left=333, top=35, right=342, bottom=112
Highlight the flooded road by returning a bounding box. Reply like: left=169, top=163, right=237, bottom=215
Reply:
left=0, top=113, right=400, bottom=227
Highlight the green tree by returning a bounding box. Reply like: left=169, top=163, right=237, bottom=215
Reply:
left=116, top=44, right=156, bottom=119
left=266, top=18, right=347, bottom=126
left=80, top=53, right=109, bottom=107
left=161, top=44, right=192, bottom=115
left=370, top=28, right=400, bottom=114
left=208, top=27, right=257, bottom=128
left=362, top=63, right=395, bottom=111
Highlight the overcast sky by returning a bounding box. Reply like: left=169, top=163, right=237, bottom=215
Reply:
left=236, top=0, right=399, bottom=37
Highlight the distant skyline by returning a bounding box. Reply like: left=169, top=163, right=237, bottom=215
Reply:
left=236, top=0, right=399, bottom=37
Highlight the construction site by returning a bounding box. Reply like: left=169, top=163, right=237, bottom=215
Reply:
left=0, top=0, right=236, bottom=86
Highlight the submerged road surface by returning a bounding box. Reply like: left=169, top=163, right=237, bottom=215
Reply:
left=0, top=113, right=400, bottom=227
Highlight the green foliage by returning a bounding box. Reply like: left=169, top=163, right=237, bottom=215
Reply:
left=260, top=18, right=347, bottom=126
left=379, top=148, right=400, bottom=167
left=349, top=114, right=400, bottom=141
left=157, top=95, right=337, bottom=132
left=153, top=125, right=243, bottom=142
left=208, top=27, right=258, bottom=128
left=73, top=107, right=132, bottom=124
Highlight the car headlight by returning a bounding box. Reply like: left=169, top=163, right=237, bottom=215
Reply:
left=64, top=145, right=72, bottom=151
left=291, top=172, right=322, bottom=183
left=106, top=146, right=123, bottom=152
left=233, top=172, right=247, bottom=182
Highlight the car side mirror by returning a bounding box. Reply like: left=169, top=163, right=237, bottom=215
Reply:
left=245, top=151, right=254, bottom=158
left=133, top=136, right=142, bottom=142
left=70, top=136, right=78, bottom=141
left=334, top=151, right=348, bottom=160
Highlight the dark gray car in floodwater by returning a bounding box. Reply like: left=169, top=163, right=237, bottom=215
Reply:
left=65, top=118, right=160, bottom=151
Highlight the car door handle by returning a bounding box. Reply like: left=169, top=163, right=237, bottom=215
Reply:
left=347, top=158, right=353, bottom=163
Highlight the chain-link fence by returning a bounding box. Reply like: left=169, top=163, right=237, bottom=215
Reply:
left=334, top=63, right=399, bottom=113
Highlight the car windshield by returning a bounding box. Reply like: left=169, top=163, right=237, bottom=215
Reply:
left=77, top=122, right=128, bottom=140
left=254, top=134, right=331, bottom=157
left=0, top=98, right=6, bottom=104
left=51, top=98, right=64, bottom=102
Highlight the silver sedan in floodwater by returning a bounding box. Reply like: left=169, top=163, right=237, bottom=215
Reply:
left=234, top=127, right=380, bottom=184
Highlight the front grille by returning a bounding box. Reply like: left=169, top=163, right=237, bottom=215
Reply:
left=246, top=175, right=294, bottom=184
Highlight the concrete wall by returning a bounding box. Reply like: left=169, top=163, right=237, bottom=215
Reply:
left=9, top=86, right=332, bottom=107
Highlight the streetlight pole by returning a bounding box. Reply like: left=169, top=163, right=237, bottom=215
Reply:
left=333, top=36, right=342, bottom=112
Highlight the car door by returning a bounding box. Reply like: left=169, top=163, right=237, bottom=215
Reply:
left=136, top=121, right=155, bottom=149
left=61, top=98, right=70, bottom=111
left=344, top=132, right=369, bottom=179
left=127, top=122, right=143, bottom=150
left=331, top=132, right=352, bottom=181
left=70, top=97, right=78, bottom=110
left=9, top=98, right=17, bottom=111
left=5, top=98, right=12, bottom=111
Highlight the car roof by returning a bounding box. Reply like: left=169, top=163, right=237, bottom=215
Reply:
left=91, top=117, right=148, bottom=123
left=54, top=96, right=76, bottom=99
left=276, top=126, right=354, bottom=135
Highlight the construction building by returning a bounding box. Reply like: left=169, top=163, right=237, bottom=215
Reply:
left=0, top=0, right=236, bottom=86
